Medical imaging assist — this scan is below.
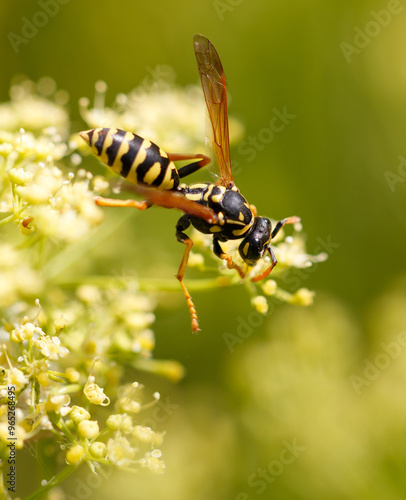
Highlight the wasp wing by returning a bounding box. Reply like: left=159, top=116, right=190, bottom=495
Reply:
left=193, top=34, right=233, bottom=187
left=130, top=184, right=218, bottom=224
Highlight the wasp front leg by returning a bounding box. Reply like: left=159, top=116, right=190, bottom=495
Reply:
left=251, top=216, right=300, bottom=283
left=175, top=214, right=200, bottom=333
left=213, top=238, right=246, bottom=279
left=251, top=246, right=278, bottom=282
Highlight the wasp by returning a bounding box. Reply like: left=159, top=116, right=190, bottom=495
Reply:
left=80, top=34, right=299, bottom=333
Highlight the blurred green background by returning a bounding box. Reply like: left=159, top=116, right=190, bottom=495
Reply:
left=2, top=0, right=406, bottom=498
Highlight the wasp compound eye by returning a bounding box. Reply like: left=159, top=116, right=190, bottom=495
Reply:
left=238, top=217, right=272, bottom=264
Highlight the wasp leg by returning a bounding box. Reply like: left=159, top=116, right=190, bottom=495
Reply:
left=250, top=204, right=257, bottom=217
left=94, top=196, right=151, bottom=210
left=251, top=246, right=278, bottom=282
left=251, top=216, right=300, bottom=283
left=271, top=216, right=301, bottom=239
left=170, top=153, right=211, bottom=179
left=213, top=238, right=246, bottom=279
left=175, top=214, right=200, bottom=333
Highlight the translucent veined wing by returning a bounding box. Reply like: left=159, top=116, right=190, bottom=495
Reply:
left=193, top=34, right=233, bottom=187
left=130, top=184, right=219, bottom=224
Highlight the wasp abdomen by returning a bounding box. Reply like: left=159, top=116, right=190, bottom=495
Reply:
left=80, top=128, right=180, bottom=190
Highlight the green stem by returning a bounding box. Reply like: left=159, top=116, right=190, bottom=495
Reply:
left=24, top=465, right=77, bottom=500
left=55, top=274, right=236, bottom=292
left=0, top=213, right=16, bottom=226
left=274, top=287, right=295, bottom=303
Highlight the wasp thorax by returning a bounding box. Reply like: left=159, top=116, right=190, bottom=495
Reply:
left=238, top=217, right=272, bottom=265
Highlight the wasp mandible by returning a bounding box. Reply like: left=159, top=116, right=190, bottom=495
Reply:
left=80, top=34, right=300, bottom=333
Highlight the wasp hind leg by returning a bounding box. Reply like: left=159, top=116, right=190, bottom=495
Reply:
left=94, top=196, right=151, bottom=210
left=169, top=153, right=211, bottom=179
left=213, top=238, right=246, bottom=279
left=175, top=214, right=200, bottom=333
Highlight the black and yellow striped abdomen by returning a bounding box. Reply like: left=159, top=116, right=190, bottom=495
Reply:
left=80, top=128, right=180, bottom=190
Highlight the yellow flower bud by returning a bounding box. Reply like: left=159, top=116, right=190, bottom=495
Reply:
left=106, top=414, right=132, bottom=433
left=89, top=441, right=107, bottom=459
left=37, top=372, right=50, bottom=387
left=54, top=316, right=68, bottom=333
left=292, top=288, right=315, bottom=306
left=106, top=415, right=122, bottom=431
left=66, top=445, right=85, bottom=465
left=70, top=406, right=90, bottom=424
left=65, top=367, right=80, bottom=383
left=262, top=279, right=277, bottom=296
left=251, top=295, right=269, bottom=315
left=78, top=420, right=99, bottom=439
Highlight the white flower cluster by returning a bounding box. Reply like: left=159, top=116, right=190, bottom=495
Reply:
left=0, top=76, right=69, bottom=136
left=0, top=78, right=105, bottom=245
left=0, top=78, right=178, bottom=498
left=79, top=67, right=244, bottom=154
left=0, top=299, right=168, bottom=486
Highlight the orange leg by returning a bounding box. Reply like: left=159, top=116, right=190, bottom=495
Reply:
left=176, top=237, right=200, bottom=333
left=251, top=247, right=278, bottom=282
left=213, top=238, right=246, bottom=279
left=220, top=253, right=246, bottom=279
left=94, top=196, right=150, bottom=210
left=176, top=215, right=200, bottom=333
left=251, top=216, right=300, bottom=282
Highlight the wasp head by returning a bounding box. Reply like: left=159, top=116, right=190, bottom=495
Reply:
left=238, top=217, right=272, bottom=265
